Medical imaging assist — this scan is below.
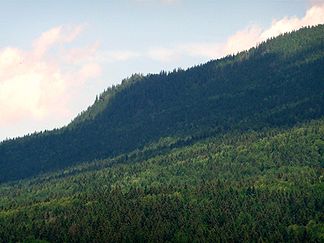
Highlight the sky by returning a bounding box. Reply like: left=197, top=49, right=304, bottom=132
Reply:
left=0, top=0, right=324, bottom=141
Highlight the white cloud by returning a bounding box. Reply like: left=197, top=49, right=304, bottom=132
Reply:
left=261, top=3, right=324, bottom=40
left=63, top=42, right=100, bottom=64
left=0, top=25, right=101, bottom=131
left=105, top=50, right=141, bottom=62
left=147, top=47, right=179, bottom=62
left=224, top=25, right=263, bottom=55
left=115, top=2, right=324, bottom=66
left=32, top=25, right=85, bottom=59
left=32, top=27, right=62, bottom=59
left=78, top=63, right=102, bottom=81
left=145, top=3, right=324, bottom=60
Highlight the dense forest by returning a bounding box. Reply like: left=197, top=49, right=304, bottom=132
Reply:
left=0, top=120, right=323, bottom=242
left=0, top=25, right=323, bottom=242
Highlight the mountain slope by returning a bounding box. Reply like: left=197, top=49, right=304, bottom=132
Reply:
left=0, top=25, right=323, bottom=182
left=0, top=119, right=323, bottom=242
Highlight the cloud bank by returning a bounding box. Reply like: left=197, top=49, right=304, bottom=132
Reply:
left=0, top=25, right=101, bottom=132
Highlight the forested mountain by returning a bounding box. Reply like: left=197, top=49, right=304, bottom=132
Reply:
left=1, top=25, right=323, bottom=183
left=0, top=25, right=324, bottom=242
left=0, top=119, right=323, bottom=242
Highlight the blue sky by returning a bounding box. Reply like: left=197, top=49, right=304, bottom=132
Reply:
left=0, top=0, right=323, bottom=141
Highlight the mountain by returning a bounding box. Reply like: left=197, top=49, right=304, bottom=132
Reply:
left=0, top=25, right=323, bottom=242
left=1, top=25, right=323, bottom=183
left=1, top=118, right=323, bottom=242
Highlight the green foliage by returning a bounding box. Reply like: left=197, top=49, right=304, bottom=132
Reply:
left=0, top=120, right=323, bottom=242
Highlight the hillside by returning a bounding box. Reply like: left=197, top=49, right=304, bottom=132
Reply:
left=0, top=119, right=323, bottom=242
left=0, top=25, right=323, bottom=183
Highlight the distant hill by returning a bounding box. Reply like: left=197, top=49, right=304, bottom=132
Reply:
left=0, top=25, right=323, bottom=182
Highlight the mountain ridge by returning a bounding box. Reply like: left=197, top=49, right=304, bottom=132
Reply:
left=0, top=25, right=323, bottom=183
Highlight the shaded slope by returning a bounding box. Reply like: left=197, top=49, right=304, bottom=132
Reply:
left=0, top=25, right=323, bottom=182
